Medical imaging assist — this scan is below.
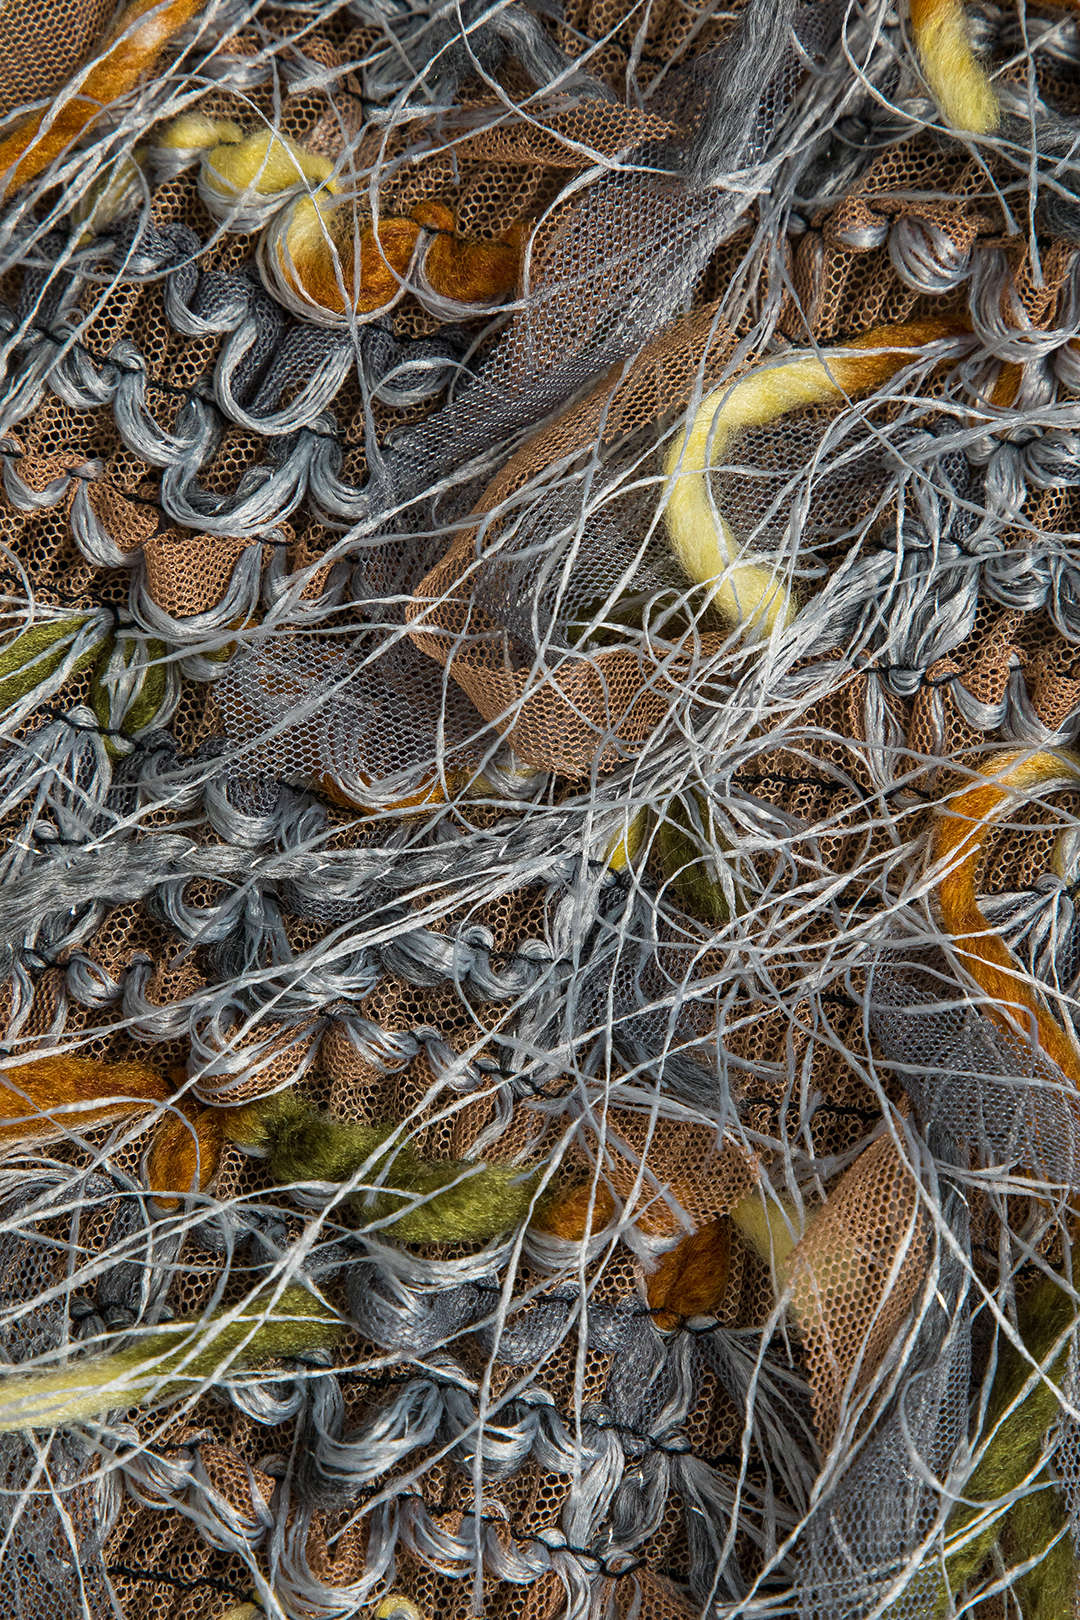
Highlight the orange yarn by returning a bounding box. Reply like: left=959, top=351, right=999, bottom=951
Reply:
left=413, top=201, right=523, bottom=305
left=932, top=752, right=1080, bottom=1088
left=0, top=1054, right=224, bottom=1207
left=293, top=211, right=419, bottom=319
left=536, top=1170, right=746, bottom=1241
left=279, top=196, right=524, bottom=319
left=0, top=1054, right=169, bottom=1141
left=318, top=772, right=457, bottom=813
left=990, top=362, right=1023, bottom=408
left=535, top=1179, right=617, bottom=1239
left=145, top=1102, right=225, bottom=1209
left=0, top=0, right=204, bottom=196
left=835, top=316, right=972, bottom=392
left=646, top=1220, right=731, bottom=1330
left=909, top=0, right=945, bottom=27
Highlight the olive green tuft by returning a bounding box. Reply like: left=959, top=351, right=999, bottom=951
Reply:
left=92, top=634, right=170, bottom=748
left=1002, top=1477, right=1077, bottom=1620
left=227, top=1093, right=540, bottom=1244
left=122, top=637, right=169, bottom=732
left=886, top=1268, right=1079, bottom=1615
left=0, top=614, right=105, bottom=710
left=655, top=793, right=738, bottom=927
left=0, top=1285, right=343, bottom=1430
left=265, top=1094, right=398, bottom=1184
left=940, top=1274, right=1076, bottom=1600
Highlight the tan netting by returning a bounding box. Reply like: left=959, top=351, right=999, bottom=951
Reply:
left=0, top=0, right=117, bottom=119
left=787, top=1134, right=930, bottom=1449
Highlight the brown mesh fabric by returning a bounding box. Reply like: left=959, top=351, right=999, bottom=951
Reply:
left=107, top=1494, right=255, bottom=1618
left=787, top=1135, right=930, bottom=1449
left=406, top=305, right=737, bottom=773
left=0, top=0, right=117, bottom=119
left=567, top=1107, right=758, bottom=1235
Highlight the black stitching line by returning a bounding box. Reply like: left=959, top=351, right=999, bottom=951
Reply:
left=324, top=1482, right=645, bottom=1578
left=107, top=1561, right=248, bottom=1598
left=732, top=771, right=851, bottom=795
left=0, top=444, right=295, bottom=542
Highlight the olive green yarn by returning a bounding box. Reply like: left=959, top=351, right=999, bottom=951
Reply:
left=91, top=633, right=169, bottom=750
left=942, top=1275, right=1075, bottom=1601
left=655, top=793, right=737, bottom=927
left=1002, top=1477, right=1077, bottom=1620
left=0, top=1285, right=342, bottom=1430
left=0, top=614, right=105, bottom=709
left=887, top=1270, right=1078, bottom=1616
left=122, top=637, right=169, bottom=732
left=229, top=1093, right=541, bottom=1243
left=230, top=1090, right=397, bottom=1174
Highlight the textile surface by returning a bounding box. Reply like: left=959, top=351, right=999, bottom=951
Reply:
left=0, top=0, right=1079, bottom=1615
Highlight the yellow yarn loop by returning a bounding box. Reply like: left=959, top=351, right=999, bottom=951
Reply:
left=375, top=1598, right=425, bottom=1620
left=663, top=366, right=818, bottom=637
left=731, top=1192, right=804, bottom=1293
left=158, top=113, right=243, bottom=153
left=909, top=0, right=999, bottom=135
left=663, top=350, right=882, bottom=636
left=203, top=130, right=338, bottom=202
left=663, top=320, right=967, bottom=637
left=604, top=808, right=649, bottom=873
